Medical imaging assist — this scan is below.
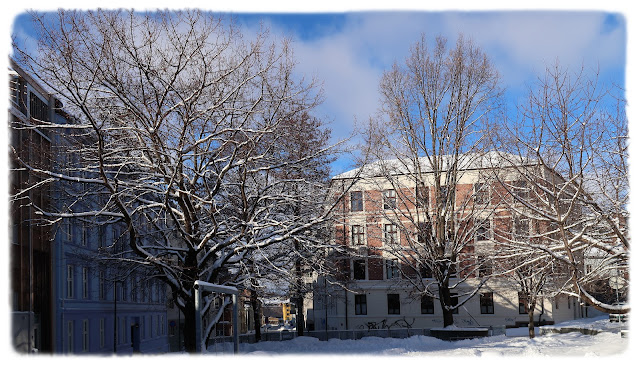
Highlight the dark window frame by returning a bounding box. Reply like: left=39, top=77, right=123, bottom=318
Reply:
left=353, top=259, right=367, bottom=280
left=350, top=191, right=363, bottom=212
left=387, top=293, right=401, bottom=315
left=450, top=293, right=459, bottom=314
left=518, top=292, right=528, bottom=314
left=421, top=295, right=435, bottom=314
left=355, top=294, right=367, bottom=315
left=480, top=292, right=494, bottom=314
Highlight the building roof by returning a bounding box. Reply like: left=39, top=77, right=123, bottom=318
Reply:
left=332, top=151, right=534, bottom=180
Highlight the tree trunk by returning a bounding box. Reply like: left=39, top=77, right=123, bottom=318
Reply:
left=294, top=239, right=305, bottom=336
left=295, top=294, right=305, bottom=336
left=527, top=298, right=537, bottom=339
left=250, top=289, right=262, bottom=343
left=182, top=299, right=197, bottom=353
left=439, top=281, right=454, bottom=327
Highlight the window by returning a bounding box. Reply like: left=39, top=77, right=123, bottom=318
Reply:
left=67, top=321, right=74, bottom=353
left=421, top=295, right=435, bottom=314
left=131, top=276, right=137, bottom=303
left=161, top=315, right=165, bottom=335
left=353, top=259, right=366, bottom=280
left=513, top=180, right=529, bottom=200
left=514, top=216, right=530, bottom=238
left=439, top=185, right=452, bottom=207
left=384, top=224, right=398, bottom=245
left=82, top=267, right=89, bottom=299
left=474, top=183, right=489, bottom=205
left=350, top=191, right=363, bottom=212
left=420, top=264, right=433, bottom=278
left=387, top=294, right=400, bottom=314
left=383, top=189, right=396, bottom=209
left=417, top=221, right=431, bottom=244
left=351, top=225, right=365, bottom=246
left=518, top=292, right=528, bottom=314
left=99, top=270, right=106, bottom=300
left=156, top=315, right=160, bottom=336
left=475, top=220, right=490, bottom=242
left=477, top=256, right=492, bottom=277
left=81, top=223, right=87, bottom=247
left=416, top=185, right=429, bottom=208
left=82, top=319, right=89, bottom=352
left=66, top=265, right=74, bottom=299
left=98, top=226, right=105, bottom=249
left=450, top=293, right=459, bottom=314
left=119, top=280, right=127, bottom=302
left=386, top=259, right=400, bottom=279
left=354, top=294, right=367, bottom=315
left=480, top=293, right=494, bottom=314
left=99, top=318, right=105, bottom=348
left=29, top=91, right=49, bottom=121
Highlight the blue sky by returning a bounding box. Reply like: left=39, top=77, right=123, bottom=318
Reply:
left=8, top=8, right=628, bottom=175
left=229, top=11, right=627, bottom=174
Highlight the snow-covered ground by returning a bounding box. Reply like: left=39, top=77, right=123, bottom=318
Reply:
left=207, top=316, right=628, bottom=357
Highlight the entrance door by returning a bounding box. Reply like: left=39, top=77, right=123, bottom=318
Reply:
left=131, top=322, right=140, bottom=353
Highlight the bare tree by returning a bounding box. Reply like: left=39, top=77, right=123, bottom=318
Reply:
left=363, top=34, right=503, bottom=327
left=492, top=63, right=629, bottom=315
left=12, top=10, right=342, bottom=352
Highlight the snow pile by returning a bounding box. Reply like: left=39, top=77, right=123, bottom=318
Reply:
left=207, top=317, right=628, bottom=356
left=540, top=315, right=625, bottom=332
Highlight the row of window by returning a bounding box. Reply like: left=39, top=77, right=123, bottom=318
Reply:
left=65, top=265, right=164, bottom=303
left=351, top=257, right=492, bottom=281
left=60, top=220, right=123, bottom=249
left=345, top=215, right=532, bottom=247
left=66, top=315, right=166, bottom=353
left=348, top=181, right=530, bottom=212
left=354, top=292, right=500, bottom=316
left=348, top=221, right=493, bottom=247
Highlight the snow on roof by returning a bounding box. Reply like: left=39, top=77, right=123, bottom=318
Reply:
left=332, top=151, right=533, bottom=180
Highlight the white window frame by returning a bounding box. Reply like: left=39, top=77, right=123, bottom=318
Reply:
left=350, top=191, right=364, bottom=212
left=99, top=318, right=105, bottom=348
left=384, top=223, right=398, bottom=245
left=383, top=189, right=397, bottom=210
left=98, top=270, right=105, bottom=300
left=82, top=319, right=89, bottom=352
left=67, top=320, right=74, bottom=353
left=351, top=224, right=365, bottom=246
left=82, top=267, right=89, bottom=299
left=66, top=265, right=74, bottom=299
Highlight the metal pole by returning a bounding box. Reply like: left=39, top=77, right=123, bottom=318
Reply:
left=194, top=284, right=202, bottom=353
left=113, top=281, right=117, bottom=353
left=232, top=294, right=239, bottom=354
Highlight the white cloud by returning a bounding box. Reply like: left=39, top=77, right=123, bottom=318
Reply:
left=236, top=11, right=625, bottom=153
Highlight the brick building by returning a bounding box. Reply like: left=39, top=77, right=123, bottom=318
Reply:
left=309, top=153, right=597, bottom=332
